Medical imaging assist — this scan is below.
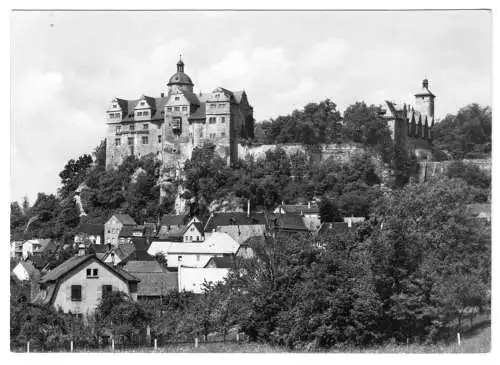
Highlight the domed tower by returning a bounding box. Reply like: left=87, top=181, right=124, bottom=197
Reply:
left=167, top=57, right=194, bottom=93
left=414, top=78, right=435, bottom=120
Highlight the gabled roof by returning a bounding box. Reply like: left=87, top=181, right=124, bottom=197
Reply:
left=205, top=212, right=267, bottom=232
left=109, top=214, right=137, bottom=226
left=16, top=260, right=39, bottom=276
left=75, top=223, right=104, bottom=235
left=271, top=213, right=308, bottom=232
left=134, top=271, right=178, bottom=297
left=40, top=254, right=139, bottom=284
left=182, top=221, right=204, bottom=236
left=276, top=204, right=320, bottom=215
left=160, top=214, right=188, bottom=227
left=204, top=256, right=235, bottom=269
left=123, top=259, right=165, bottom=273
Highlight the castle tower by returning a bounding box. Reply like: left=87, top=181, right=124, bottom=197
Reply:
left=414, top=78, right=435, bottom=119
left=166, top=57, right=194, bottom=93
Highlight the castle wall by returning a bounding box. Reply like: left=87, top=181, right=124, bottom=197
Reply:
left=418, top=159, right=491, bottom=182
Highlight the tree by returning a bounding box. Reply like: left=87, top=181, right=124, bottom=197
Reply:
left=319, top=198, right=341, bottom=223
left=58, top=154, right=93, bottom=199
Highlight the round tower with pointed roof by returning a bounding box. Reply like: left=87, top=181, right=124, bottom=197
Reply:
left=167, top=56, right=194, bottom=92
left=414, top=78, right=435, bottom=120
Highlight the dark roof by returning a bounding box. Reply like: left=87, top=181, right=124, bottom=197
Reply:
left=278, top=204, right=320, bottom=214
left=88, top=244, right=108, bottom=254
left=111, top=214, right=137, bottom=226
left=40, top=254, right=140, bottom=284
left=75, top=223, right=104, bottom=235
left=205, top=212, right=267, bottom=232
left=318, top=222, right=349, bottom=236
left=272, top=213, right=308, bottom=232
left=143, top=222, right=157, bottom=237
left=122, top=259, right=165, bottom=273
left=167, top=71, right=194, bottom=87
left=135, top=271, right=178, bottom=297
left=204, top=256, right=235, bottom=269
left=181, top=90, right=201, bottom=105
left=125, top=250, right=155, bottom=261
left=119, top=225, right=145, bottom=238
left=160, top=214, right=188, bottom=227
left=28, top=255, right=50, bottom=270
left=182, top=221, right=204, bottom=236
left=189, top=102, right=206, bottom=120
left=17, top=260, right=38, bottom=276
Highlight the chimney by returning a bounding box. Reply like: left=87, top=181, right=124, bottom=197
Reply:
left=247, top=199, right=251, bottom=217
left=78, top=243, right=86, bottom=257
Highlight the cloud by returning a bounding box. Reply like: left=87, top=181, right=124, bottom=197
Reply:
left=302, top=38, right=351, bottom=69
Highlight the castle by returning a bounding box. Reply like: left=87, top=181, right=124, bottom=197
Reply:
left=105, top=58, right=436, bottom=172
left=384, top=78, right=436, bottom=159
left=105, top=58, right=254, bottom=170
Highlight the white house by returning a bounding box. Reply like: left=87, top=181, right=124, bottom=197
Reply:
left=12, top=260, right=39, bottom=281
left=178, top=266, right=230, bottom=294
left=33, top=245, right=139, bottom=318
left=161, top=232, right=239, bottom=269
left=22, top=239, right=56, bottom=259
left=182, top=219, right=205, bottom=243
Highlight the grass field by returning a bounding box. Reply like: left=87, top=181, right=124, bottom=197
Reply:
left=79, top=322, right=489, bottom=353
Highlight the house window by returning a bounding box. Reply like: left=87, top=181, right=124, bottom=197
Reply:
left=140, top=101, right=145, bottom=106
left=210, top=103, right=217, bottom=108
left=102, top=285, right=112, bottom=298
left=87, top=268, right=98, bottom=278
left=142, top=136, right=149, bottom=144
left=175, top=96, right=180, bottom=101
left=129, top=125, right=135, bottom=132
left=93, top=268, right=98, bottom=276
left=172, top=117, right=181, bottom=130
left=116, top=126, right=121, bottom=133
left=143, top=123, right=148, bottom=130
left=128, top=137, right=134, bottom=145
left=189, top=236, right=193, bottom=241
left=115, top=138, right=121, bottom=146
left=215, top=94, right=220, bottom=98
left=196, top=255, right=200, bottom=261
left=199, top=130, right=203, bottom=138
left=178, top=255, right=182, bottom=262
left=115, top=113, right=121, bottom=118
left=137, top=111, right=142, bottom=117
left=209, top=117, right=216, bottom=124
left=158, top=135, right=162, bottom=143
left=218, top=103, right=225, bottom=108
left=166, top=107, right=172, bottom=112
left=182, top=106, right=188, bottom=112
left=221, top=117, right=225, bottom=123
left=71, top=285, right=82, bottom=302
left=143, top=111, right=149, bottom=117
left=221, top=132, right=226, bottom=138
left=174, top=106, right=180, bottom=112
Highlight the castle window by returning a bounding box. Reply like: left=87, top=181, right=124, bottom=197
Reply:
left=221, top=117, right=225, bottom=123
left=166, top=107, right=172, bottom=112
left=209, top=117, right=216, bottom=124
left=128, top=137, right=134, bottom=145
left=143, top=123, right=148, bottom=130
left=142, top=136, right=149, bottom=144
left=129, top=125, right=135, bottom=132
left=174, top=106, right=180, bottom=112
left=115, top=138, right=121, bottom=146
left=158, top=135, right=162, bottom=143
left=116, top=126, right=121, bottom=133
left=221, top=132, right=226, bottom=138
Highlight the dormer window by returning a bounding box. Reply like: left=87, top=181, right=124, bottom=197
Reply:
left=140, top=101, right=145, bottom=106
left=175, top=96, right=180, bottom=101
left=112, top=103, right=117, bottom=108
left=215, top=94, right=220, bottom=98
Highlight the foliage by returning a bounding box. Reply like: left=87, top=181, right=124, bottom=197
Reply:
left=446, top=161, right=490, bottom=190
left=432, top=104, right=491, bottom=159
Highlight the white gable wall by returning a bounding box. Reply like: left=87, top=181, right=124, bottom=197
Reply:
left=52, top=259, right=130, bottom=316
left=13, top=263, right=30, bottom=281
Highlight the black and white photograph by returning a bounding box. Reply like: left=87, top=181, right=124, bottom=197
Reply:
left=7, top=5, right=493, bottom=355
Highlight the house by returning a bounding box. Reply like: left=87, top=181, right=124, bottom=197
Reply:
left=343, top=217, right=366, bottom=228
left=204, top=212, right=267, bottom=244
left=104, top=213, right=137, bottom=247
left=164, top=232, right=239, bottom=269
left=10, top=241, right=24, bottom=258
left=158, top=214, right=190, bottom=238
left=118, top=225, right=145, bottom=245
left=148, top=239, right=183, bottom=257
left=12, top=260, right=40, bottom=281
left=33, top=245, right=139, bottom=318
left=271, top=213, right=309, bottom=234
left=103, top=237, right=150, bottom=266
left=120, top=259, right=178, bottom=300
left=22, top=239, right=57, bottom=260
left=274, top=202, right=321, bottom=232
left=74, top=223, right=104, bottom=246
left=178, top=266, right=229, bottom=294
left=204, top=256, right=236, bottom=269
left=182, top=219, right=205, bottom=242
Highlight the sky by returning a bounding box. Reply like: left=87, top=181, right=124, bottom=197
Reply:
left=10, top=10, right=492, bottom=204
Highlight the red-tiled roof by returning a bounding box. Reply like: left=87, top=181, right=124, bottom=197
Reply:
left=160, top=214, right=188, bottom=227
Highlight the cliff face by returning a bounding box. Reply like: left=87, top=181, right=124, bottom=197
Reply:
left=418, top=159, right=491, bottom=182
